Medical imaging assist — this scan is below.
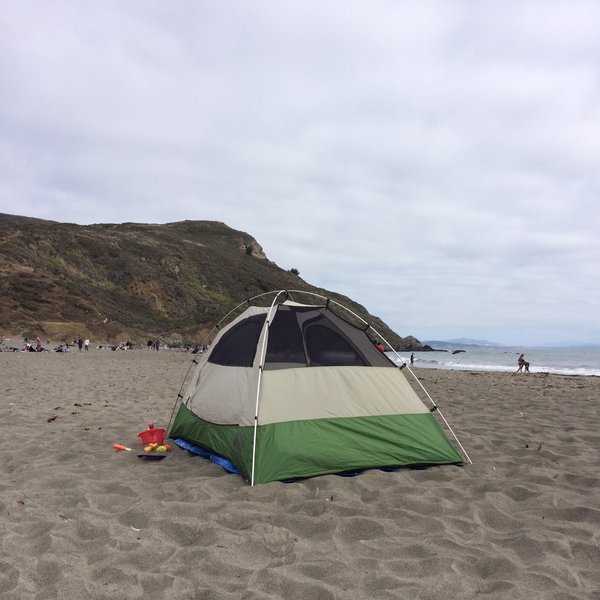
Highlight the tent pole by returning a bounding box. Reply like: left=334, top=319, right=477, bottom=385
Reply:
left=433, top=407, right=472, bottom=464
left=250, top=291, right=287, bottom=485
left=400, top=365, right=473, bottom=464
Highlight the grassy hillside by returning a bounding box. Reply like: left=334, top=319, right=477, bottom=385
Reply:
left=0, top=213, right=425, bottom=349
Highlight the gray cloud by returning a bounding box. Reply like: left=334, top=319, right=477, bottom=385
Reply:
left=1, top=0, right=599, bottom=345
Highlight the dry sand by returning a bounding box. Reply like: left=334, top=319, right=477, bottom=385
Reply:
left=1, top=349, right=599, bottom=599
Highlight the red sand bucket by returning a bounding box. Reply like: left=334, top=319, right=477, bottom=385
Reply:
left=138, top=423, right=166, bottom=446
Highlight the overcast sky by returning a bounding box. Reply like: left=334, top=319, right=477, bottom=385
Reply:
left=1, top=1, right=599, bottom=346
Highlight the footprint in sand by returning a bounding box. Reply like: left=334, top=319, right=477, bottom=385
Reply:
left=260, top=523, right=296, bottom=557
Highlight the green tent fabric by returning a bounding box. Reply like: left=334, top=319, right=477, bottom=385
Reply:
left=169, top=294, right=463, bottom=484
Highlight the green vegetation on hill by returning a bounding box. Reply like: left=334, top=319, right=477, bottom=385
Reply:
left=0, top=213, right=425, bottom=349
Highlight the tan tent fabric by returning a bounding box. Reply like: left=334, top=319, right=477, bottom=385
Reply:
left=258, top=366, right=428, bottom=425
left=183, top=305, right=270, bottom=424
left=189, top=363, right=256, bottom=425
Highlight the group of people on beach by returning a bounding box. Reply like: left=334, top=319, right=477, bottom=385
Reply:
left=0, top=335, right=152, bottom=353
left=0, top=331, right=166, bottom=353
left=15, top=336, right=91, bottom=353
left=18, top=336, right=52, bottom=352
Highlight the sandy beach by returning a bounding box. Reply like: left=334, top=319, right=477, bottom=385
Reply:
left=1, top=349, right=599, bottom=599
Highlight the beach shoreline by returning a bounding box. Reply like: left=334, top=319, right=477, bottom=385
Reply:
left=1, top=351, right=599, bottom=599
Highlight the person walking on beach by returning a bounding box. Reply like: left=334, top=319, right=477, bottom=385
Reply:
left=410, top=353, right=414, bottom=366
left=78, top=338, right=83, bottom=351
left=84, top=338, right=90, bottom=351
left=517, top=353, right=530, bottom=373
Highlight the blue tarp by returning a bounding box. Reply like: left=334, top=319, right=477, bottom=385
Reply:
left=173, top=438, right=241, bottom=474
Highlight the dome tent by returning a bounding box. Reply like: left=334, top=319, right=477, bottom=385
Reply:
left=168, top=291, right=467, bottom=485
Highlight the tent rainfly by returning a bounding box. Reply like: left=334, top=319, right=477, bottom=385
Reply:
left=168, top=291, right=469, bottom=485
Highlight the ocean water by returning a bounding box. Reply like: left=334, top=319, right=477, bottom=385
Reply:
left=390, top=346, right=600, bottom=377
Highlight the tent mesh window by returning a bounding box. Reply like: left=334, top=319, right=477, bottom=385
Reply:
left=304, top=316, right=368, bottom=366
left=265, top=308, right=307, bottom=365
left=208, top=314, right=266, bottom=367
